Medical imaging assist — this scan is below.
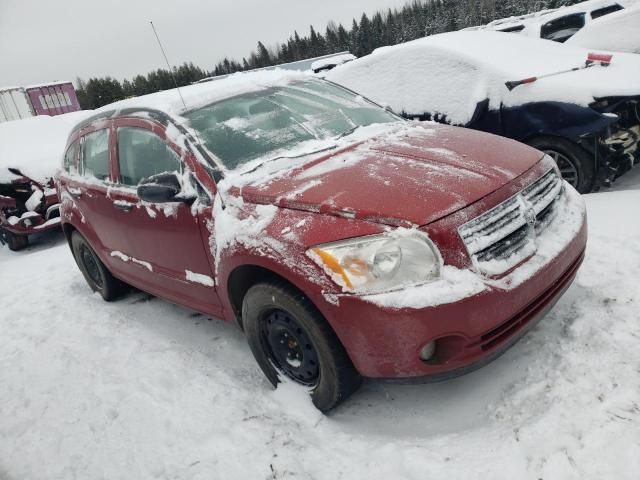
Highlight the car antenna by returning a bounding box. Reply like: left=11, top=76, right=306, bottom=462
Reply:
left=149, top=21, right=188, bottom=110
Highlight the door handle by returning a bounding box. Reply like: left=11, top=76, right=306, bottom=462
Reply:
left=113, top=200, right=134, bottom=212
left=67, top=187, right=82, bottom=198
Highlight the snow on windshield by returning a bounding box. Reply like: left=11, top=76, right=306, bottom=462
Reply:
left=182, top=80, right=396, bottom=170
left=327, top=30, right=640, bottom=125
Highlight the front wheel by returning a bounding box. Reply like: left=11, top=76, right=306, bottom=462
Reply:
left=527, top=136, right=595, bottom=193
left=70, top=231, right=127, bottom=301
left=242, top=282, right=362, bottom=412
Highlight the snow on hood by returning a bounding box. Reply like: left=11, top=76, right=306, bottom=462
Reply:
left=0, top=111, right=93, bottom=184
left=97, top=69, right=310, bottom=118
left=327, top=30, right=640, bottom=125
left=566, top=5, right=640, bottom=53
left=233, top=123, right=543, bottom=227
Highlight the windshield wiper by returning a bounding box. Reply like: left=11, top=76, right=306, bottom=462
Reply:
left=240, top=144, right=338, bottom=176
left=334, top=124, right=361, bottom=140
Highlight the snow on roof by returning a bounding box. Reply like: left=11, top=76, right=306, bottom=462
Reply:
left=311, top=53, right=356, bottom=72
left=566, top=5, right=640, bottom=53
left=486, top=0, right=625, bottom=30
left=327, top=30, right=640, bottom=125
left=98, top=69, right=310, bottom=118
left=0, top=111, right=93, bottom=183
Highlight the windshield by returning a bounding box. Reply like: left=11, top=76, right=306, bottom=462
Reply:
left=183, top=79, right=398, bottom=170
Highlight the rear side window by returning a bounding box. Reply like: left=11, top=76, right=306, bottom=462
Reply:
left=591, top=4, right=623, bottom=19
left=63, top=141, right=79, bottom=174
left=117, top=127, right=182, bottom=186
left=81, top=129, right=110, bottom=180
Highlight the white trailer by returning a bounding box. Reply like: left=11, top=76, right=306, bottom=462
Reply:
left=0, top=87, right=35, bottom=123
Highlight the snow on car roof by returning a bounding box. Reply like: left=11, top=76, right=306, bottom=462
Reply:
left=566, top=4, right=640, bottom=53
left=485, top=0, right=624, bottom=30
left=97, top=69, right=310, bottom=119
left=0, top=111, right=93, bottom=183
left=326, top=30, right=640, bottom=125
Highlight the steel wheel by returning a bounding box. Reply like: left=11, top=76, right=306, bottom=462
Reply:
left=80, top=244, right=103, bottom=288
left=545, top=149, right=579, bottom=189
left=261, top=308, right=320, bottom=386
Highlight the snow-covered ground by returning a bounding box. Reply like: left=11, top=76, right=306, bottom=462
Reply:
left=1, top=171, right=639, bottom=479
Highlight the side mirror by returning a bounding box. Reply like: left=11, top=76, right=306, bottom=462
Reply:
left=137, top=172, right=194, bottom=204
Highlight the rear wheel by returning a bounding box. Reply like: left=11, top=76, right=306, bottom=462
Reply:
left=527, top=136, right=595, bottom=193
left=0, top=230, right=28, bottom=251
left=242, top=282, right=362, bottom=412
left=71, top=231, right=127, bottom=301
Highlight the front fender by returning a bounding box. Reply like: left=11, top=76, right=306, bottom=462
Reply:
left=499, top=101, right=618, bottom=143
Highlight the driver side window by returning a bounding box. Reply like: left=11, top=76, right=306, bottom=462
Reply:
left=117, top=127, right=182, bottom=186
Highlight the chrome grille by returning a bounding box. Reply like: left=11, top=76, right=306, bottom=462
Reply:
left=459, top=169, right=564, bottom=275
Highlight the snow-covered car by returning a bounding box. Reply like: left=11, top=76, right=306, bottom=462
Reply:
left=327, top=30, right=640, bottom=193
left=311, top=53, right=356, bottom=74
left=481, top=0, right=630, bottom=42
left=0, top=112, right=91, bottom=250
left=56, top=72, right=587, bottom=411
left=565, top=5, right=640, bottom=53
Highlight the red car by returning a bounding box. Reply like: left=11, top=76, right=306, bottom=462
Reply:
left=56, top=74, right=587, bottom=411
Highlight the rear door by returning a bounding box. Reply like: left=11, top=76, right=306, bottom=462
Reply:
left=108, top=117, right=222, bottom=315
left=61, top=124, right=133, bottom=266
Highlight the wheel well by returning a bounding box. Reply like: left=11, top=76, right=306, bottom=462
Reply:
left=227, top=265, right=305, bottom=330
left=61, top=223, right=77, bottom=249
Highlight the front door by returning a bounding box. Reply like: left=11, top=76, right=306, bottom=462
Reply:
left=108, top=118, right=222, bottom=316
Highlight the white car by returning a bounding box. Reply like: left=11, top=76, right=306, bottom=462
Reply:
left=566, top=5, right=640, bottom=53
left=481, top=0, right=634, bottom=43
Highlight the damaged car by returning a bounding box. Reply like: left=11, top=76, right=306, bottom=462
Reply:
left=0, top=114, right=91, bottom=250
left=327, top=30, right=640, bottom=193
left=0, top=169, right=61, bottom=250
left=57, top=72, right=587, bottom=411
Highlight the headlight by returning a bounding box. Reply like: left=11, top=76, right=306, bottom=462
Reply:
left=308, top=231, right=441, bottom=294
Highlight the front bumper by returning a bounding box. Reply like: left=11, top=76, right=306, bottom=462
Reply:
left=319, top=186, right=588, bottom=379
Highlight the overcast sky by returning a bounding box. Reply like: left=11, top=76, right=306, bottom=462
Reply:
left=0, top=0, right=411, bottom=87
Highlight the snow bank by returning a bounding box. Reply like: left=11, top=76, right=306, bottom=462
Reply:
left=185, top=270, right=215, bottom=287
left=566, top=5, right=640, bottom=53
left=327, top=31, right=640, bottom=125
left=0, top=111, right=93, bottom=183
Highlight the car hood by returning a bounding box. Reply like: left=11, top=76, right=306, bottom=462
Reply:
left=238, top=124, right=543, bottom=227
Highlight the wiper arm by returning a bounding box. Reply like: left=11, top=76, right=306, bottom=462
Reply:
left=241, top=144, right=338, bottom=176
left=334, top=124, right=361, bottom=140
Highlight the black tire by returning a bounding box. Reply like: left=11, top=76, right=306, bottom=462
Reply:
left=1, top=229, right=28, bottom=251
left=242, top=282, right=362, bottom=412
left=527, top=136, right=595, bottom=193
left=70, top=231, right=127, bottom=301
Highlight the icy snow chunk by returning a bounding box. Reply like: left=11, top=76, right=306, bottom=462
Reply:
left=25, top=189, right=43, bottom=211
left=110, top=251, right=153, bottom=272
left=364, top=266, right=487, bottom=309
left=185, top=270, right=215, bottom=287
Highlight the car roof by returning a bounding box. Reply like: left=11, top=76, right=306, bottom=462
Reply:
left=373, top=31, right=596, bottom=78
left=92, top=69, right=310, bottom=120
